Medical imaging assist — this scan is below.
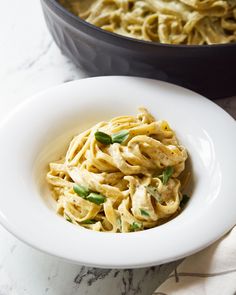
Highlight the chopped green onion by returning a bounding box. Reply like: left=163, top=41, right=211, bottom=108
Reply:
left=180, top=194, right=190, bottom=209
left=111, top=130, right=129, bottom=144
left=81, top=219, right=97, bottom=224
left=86, top=193, right=106, bottom=205
left=95, top=131, right=112, bottom=145
left=130, top=222, right=142, bottom=232
left=159, top=166, right=174, bottom=185
left=146, top=186, right=162, bottom=202
left=73, top=184, right=90, bottom=198
left=140, top=208, right=150, bottom=217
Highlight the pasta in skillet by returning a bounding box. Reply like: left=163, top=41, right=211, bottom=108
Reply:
left=47, top=108, right=189, bottom=233
left=59, top=0, right=236, bottom=45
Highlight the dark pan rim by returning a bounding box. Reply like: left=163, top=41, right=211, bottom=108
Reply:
left=43, top=0, right=236, bottom=49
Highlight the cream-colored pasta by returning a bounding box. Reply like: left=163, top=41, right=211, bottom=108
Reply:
left=47, top=108, right=188, bottom=232
left=59, top=0, right=236, bottom=45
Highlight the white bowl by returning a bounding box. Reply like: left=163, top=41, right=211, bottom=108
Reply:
left=0, top=76, right=235, bottom=269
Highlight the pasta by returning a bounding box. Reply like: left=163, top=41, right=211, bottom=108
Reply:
left=47, top=108, right=188, bottom=233
left=59, top=0, right=236, bottom=45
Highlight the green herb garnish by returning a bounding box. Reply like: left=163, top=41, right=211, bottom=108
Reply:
left=180, top=194, right=190, bottom=209
left=140, top=208, right=150, bottom=217
left=65, top=214, right=72, bottom=223
left=73, top=184, right=106, bottom=205
left=159, top=166, right=174, bottom=185
left=130, top=222, right=142, bottom=232
left=146, top=186, right=162, bottom=202
left=95, top=130, right=129, bottom=145
left=95, top=131, right=112, bottom=145
left=73, top=184, right=90, bottom=198
left=86, top=193, right=106, bottom=205
left=81, top=219, right=97, bottom=224
left=111, top=130, right=129, bottom=144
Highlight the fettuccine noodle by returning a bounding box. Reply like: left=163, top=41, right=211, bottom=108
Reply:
left=59, top=0, right=236, bottom=45
left=47, top=108, right=188, bottom=233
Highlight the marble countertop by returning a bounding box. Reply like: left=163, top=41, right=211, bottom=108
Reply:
left=0, top=0, right=235, bottom=294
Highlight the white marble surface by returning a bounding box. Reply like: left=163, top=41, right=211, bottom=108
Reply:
left=0, top=0, right=235, bottom=294
left=0, top=225, right=181, bottom=295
